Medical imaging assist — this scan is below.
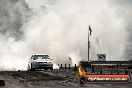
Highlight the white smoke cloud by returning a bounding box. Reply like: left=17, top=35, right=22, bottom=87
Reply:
left=0, top=0, right=129, bottom=70
left=0, top=36, right=32, bottom=70
left=24, top=0, right=127, bottom=63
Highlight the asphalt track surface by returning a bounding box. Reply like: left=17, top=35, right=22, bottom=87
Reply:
left=0, top=69, right=132, bottom=88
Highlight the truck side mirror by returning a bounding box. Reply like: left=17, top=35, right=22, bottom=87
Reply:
left=31, top=55, right=34, bottom=59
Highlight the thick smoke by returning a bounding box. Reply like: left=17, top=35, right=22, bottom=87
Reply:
left=0, top=0, right=131, bottom=70
left=110, top=0, right=132, bottom=60
left=24, top=0, right=127, bottom=63
left=0, top=0, right=32, bottom=70
left=0, top=0, right=31, bottom=40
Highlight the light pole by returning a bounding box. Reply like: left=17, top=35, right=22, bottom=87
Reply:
left=88, top=25, right=92, bottom=61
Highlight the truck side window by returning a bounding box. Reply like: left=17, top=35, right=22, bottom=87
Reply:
left=31, top=55, right=36, bottom=60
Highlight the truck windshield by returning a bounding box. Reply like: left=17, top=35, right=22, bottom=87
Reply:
left=33, top=55, right=49, bottom=60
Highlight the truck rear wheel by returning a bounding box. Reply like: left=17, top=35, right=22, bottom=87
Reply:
left=79, top=76, right=86, bottom=84
left=0, top=80, right=5, bottom=86
left=50, top=68, right=53, bottom=70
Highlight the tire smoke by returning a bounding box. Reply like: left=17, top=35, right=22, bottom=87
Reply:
left=0, top=0, right=130, bottom=70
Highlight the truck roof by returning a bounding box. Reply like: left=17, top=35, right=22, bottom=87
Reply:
left=32, top=54, right=48, bottom=56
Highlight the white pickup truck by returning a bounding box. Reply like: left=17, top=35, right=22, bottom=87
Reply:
left=27, top=54, right=53, bottom=70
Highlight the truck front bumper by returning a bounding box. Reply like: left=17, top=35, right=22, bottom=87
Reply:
left=31, top=62, right=53, bottom=69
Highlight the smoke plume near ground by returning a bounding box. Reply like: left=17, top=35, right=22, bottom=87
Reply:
left=0, top=0, right=131, bottom=70
left=0, top=0, right=32, bottom=70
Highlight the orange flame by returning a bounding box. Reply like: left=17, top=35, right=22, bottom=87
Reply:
left=78, top=65, right=86, bottom=76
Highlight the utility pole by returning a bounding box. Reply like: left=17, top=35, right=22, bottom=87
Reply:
left=88, top=25, right=92, bottom=61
